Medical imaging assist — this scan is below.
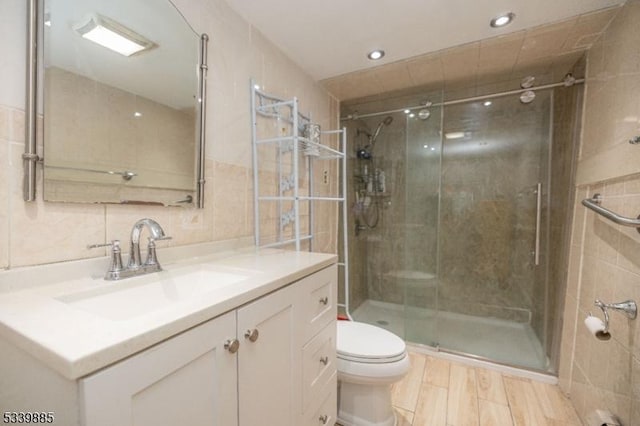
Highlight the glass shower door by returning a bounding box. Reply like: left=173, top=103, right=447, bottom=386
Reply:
left=405, top=92, right=552, bottom=371
left=401, top=104, right=443, bottom=347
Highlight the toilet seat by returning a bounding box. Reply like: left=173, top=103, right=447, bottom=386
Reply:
left=337, top=321, right=406, bottom=363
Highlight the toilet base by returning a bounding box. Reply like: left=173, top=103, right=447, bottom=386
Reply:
left=337, top=380, right=397, bottom=426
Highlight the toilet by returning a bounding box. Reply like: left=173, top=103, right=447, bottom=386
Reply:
left=336, top=320, right=411, bottom=426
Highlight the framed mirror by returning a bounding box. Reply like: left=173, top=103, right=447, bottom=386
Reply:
left=26, top=0, right=208, bottom=207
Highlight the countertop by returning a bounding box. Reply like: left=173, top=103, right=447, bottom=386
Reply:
left=0, top=245, right=337, bottom=380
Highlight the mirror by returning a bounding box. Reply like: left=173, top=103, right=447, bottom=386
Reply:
left=39, top=0, right=206, bottom=206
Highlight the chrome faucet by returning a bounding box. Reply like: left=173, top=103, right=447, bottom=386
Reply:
left=128, top=218, right=170, bottom=270
left=88, top=218, right=171, bottom=280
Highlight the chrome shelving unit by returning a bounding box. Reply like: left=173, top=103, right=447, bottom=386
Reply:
left=251, top=81, right=352, bottom=317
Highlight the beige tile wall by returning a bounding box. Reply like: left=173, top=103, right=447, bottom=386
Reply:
left=0, top=0, right=339, bottom=270
left=323, top=7, right=620, bottom=102
left=560, top=1, right=640, bottom=424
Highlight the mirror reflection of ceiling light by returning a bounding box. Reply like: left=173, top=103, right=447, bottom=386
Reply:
left=490, top=12, right=515, bottom=28
left=44, top=12, right=51, bottom=27
left=483, top=101, right=492, bottom=106
left=445, top=132, right=465, bottom=140
left=404, top=109, right=411, bottom=114
left=73, top=14, right=155, bottom=57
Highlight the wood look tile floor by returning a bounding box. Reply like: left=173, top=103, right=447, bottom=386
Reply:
left=387, top=352, right=582, bottom=426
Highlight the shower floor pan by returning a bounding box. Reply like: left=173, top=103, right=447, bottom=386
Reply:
left=352, top=299, right=548, bottom=372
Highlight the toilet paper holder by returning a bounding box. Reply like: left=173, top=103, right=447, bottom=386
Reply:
left=594, top=299, right=637, bottom=334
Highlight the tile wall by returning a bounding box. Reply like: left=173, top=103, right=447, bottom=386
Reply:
left=322, top=7, right=619, bottom=102
left=0, top=0, right=339, bottom=270
left=559, top=1, right=640, bottom=424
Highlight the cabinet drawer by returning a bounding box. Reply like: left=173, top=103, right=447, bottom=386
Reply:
left=300, top=265, right=337, bottom=340
left=302, top=322, right=336, bottom=412
left=306, top=374, right=337, bottom=426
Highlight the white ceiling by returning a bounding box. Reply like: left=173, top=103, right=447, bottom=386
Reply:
left=224, top=0, right=626, bottom=81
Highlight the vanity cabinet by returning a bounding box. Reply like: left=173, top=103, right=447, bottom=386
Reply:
left=79, top=264, right=337, bottom=426
left=81, top=311, right=238, bottom=426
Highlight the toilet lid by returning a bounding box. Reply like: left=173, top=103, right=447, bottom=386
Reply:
left=337, top=321, right=406, bottom=363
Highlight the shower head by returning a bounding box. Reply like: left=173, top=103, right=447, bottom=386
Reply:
left=370, top=116, right=393, bottom=144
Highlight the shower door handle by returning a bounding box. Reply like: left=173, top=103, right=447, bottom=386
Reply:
left=534, top=182, right=542, bottom=266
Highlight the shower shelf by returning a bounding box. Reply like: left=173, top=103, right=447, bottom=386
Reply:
left=364, top=192, right=390, bottom=198
left=385, top=270, right=436, bottom=281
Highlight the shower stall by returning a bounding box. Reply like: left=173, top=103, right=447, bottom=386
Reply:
left=340, top=78, right=582, bottom=373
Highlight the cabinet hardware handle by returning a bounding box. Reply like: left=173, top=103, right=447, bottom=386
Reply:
left=244, top=328, right=259, bottom=342
left=319, top=414, right=328, bottom=424
left=319, top=356, right=329, bottom=365
left=224, top=339, right=240, bottom=354
left=319, top=296, right=329, bottom=305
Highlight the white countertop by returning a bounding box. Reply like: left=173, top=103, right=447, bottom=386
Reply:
left=0, top=245, right=337, bottom=380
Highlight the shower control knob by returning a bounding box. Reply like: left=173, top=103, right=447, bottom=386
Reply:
left=319, top=356, right=329, bottom=365
left=318, top=414, right=329, bottom=424
left=224, top=339, right=240, bottom=353
left=244, top=328, right=259, bottom=342
left=319, top=296, right=329, bottom=305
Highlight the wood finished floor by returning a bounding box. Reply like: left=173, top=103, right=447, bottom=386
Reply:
left=387, top=352, right=582, bottom=426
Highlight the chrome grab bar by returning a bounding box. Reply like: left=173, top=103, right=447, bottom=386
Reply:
left=582, top=193, right=640, bottom=232
left=534, top=182, right=542, bottom=266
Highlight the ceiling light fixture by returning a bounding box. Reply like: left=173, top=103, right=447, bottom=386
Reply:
left=490, top=12, right=515, bottom=28
left=74, top=14, right=155, bottom=57
left=483, top=101, right=492, bottom=106
left=367, top=49, right=385, bottom=60
left=445, top=132, right=465, bottom=140
left=404, top=109, right=411, bottom=114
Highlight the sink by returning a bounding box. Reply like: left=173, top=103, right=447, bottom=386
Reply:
left=57, top=264, right=252, bottom=321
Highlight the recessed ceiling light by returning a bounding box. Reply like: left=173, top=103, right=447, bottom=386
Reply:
left=409, top=113, right=415, bottom=118
left=490, top=12, right=515, bottom=28
left=74, top=14, right=155, bottom=57
left=134, top=111, right=142, bottom=117
left=484, top=101, right=492, bottom=106
left=367, top=50, right=385, bottom=60
left=423, top=144, right=429, bottom=149
left=404, top=109, right=411, bottom=114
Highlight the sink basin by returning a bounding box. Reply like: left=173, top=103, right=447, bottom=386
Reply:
left=57, top=265, right=252, bottom=321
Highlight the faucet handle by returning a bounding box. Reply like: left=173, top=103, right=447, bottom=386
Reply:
left=88, top=240, right=124, bottom=278
left=144, top=236, right=172, bottom=268
left=87, top=240, right=119, bottom=250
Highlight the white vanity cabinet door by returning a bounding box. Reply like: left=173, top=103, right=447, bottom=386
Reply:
left=80, top=311, right=238, bottom=426
left=236, top=282, right=300, bottom=426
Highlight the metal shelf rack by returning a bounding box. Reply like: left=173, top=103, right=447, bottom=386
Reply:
left=251, top=81, right=352, bottom=317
